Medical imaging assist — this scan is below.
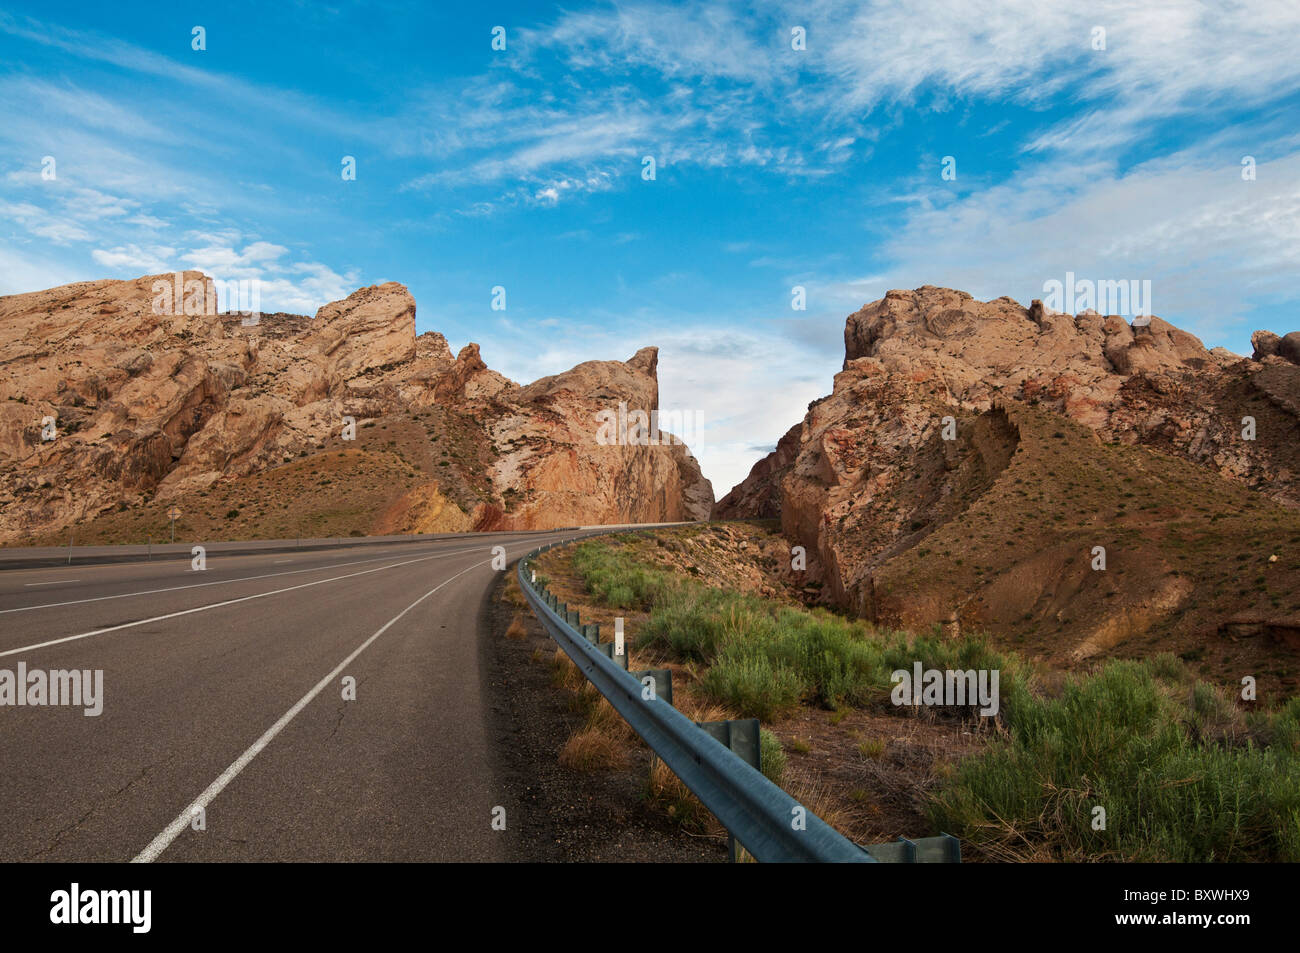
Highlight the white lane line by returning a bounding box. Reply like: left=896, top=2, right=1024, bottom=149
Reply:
left=0, top=545, right=488, bottom=660
left=24, top=580, right=79, bottom=586
left=273, top=559, right=293, bottom=564
left=132, top=553, right=495, bottom=863
left=0, top=544, right=485, bottom=616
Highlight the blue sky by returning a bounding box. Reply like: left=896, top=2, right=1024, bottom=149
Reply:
left=3, top=1, right=1299, bottom=495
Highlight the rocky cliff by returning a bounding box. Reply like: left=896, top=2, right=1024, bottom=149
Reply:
left=716, top=287, right=1299, bottom=673
left=0, top=272, right=713, bottom=543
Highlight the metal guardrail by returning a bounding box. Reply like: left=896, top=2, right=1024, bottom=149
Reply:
left=518, top=541, right=873, bottom=863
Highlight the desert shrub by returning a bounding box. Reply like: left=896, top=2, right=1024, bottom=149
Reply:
left=572, top=540, right=1300, bottom=861
left=575, top=541, right=1020, bottom=718
left=571, top=543, right=678, bottom=610
left=927, top=659, right=1300, bottom=862
left=699, top=647, right=803, bottom=720
left=639, top=586, right=770, bottom=660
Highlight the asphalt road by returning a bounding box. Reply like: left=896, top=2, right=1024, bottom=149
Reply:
left=0, top=531, right=584, bottom=862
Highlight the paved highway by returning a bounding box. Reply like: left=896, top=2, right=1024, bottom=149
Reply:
left=0, top=531, right=581, bottom=861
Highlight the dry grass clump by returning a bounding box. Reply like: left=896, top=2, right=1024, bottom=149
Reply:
left=550, top=648, right=638, bottom=772
left=505, top=613, right=528, bottom=640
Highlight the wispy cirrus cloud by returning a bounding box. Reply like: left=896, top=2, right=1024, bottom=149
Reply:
left=808, top=143, right=1300, bottom=349
left=0, top=11, right=364, bottom=137
left=519, top=0, right=1300, bottom=159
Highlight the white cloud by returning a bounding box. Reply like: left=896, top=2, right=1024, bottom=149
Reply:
left=0, top=77, right=172, bottom=143
left=127, top=214, right=170, bottom=229
left=515, top=0, right=1300, bottom=169
left=252, top=272, right=360, bottom=316
left=0, top=12, right=363, bottom=139
left=515, top=171, right=616, bottom=207
left=2, top=201, right=92, bottom=244
left=67, top=187, right=137, bottom=220
left=182, top=241, right=290, bottom=275
left=656, top=326, right=831, bottom=496
left=179, top=241, right=359, bottom=314
left=9, top=231, right=359, bottom=317
left=91, top=243, right=176, bottom=272
left=826, top=146, right=1300, bottom=348
left=527, top=4, right=777, bottom=85
left=0, top=245, right=81, bottom=296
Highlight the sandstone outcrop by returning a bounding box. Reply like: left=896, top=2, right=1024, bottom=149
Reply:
left=0, top=272, right=712, bottom=542
left=716, top=286, right=1299, bottom=664
left=721, top=286, right=1298, bottom=518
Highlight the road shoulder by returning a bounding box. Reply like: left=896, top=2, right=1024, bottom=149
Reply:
left=479, top=563, right=723, bottom=863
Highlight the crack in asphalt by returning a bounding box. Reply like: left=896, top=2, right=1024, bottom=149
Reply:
left=23, top=754, right=176, bottom=861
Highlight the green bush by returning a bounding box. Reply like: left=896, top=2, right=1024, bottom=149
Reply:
left=640, top=586, right=770, bottom=660
left=571, top=543, right=679, bottom=610
left=927, top=659, right=1300, bottom=862
left=700, top=647, right=804, bottom=720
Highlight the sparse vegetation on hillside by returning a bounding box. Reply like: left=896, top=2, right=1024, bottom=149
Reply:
left=574, top=538, right=1025, bottom=720
left=556, top=533, right=1300, bottom=861
left=855, top=402, right=1300, bottom=694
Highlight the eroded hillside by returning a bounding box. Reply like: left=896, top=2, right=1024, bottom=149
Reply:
left=716, top=287, right=1299, bottom=679
left=0, top=272, right=713, bottom=544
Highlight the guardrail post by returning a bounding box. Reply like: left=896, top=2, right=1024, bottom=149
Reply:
left=633, top=668, right=674, bottom=778
left=697, top=719, right=762, bottom=862
left=593, top=641, right=629, bottom=670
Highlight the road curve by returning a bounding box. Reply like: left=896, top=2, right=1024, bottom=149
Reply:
left=0, top=531, right=581, bottom=861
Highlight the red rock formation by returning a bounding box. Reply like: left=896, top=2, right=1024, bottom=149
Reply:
left=718, top=286, right=1299, bottom=518
left=0, top=272, right=712, bottom=542
left=714, top=287, right=1299, bottom=660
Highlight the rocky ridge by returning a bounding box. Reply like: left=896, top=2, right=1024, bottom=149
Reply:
left=716, top=287, right=1299, bottom=669
left=0, top=272, right=713, bottom=542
